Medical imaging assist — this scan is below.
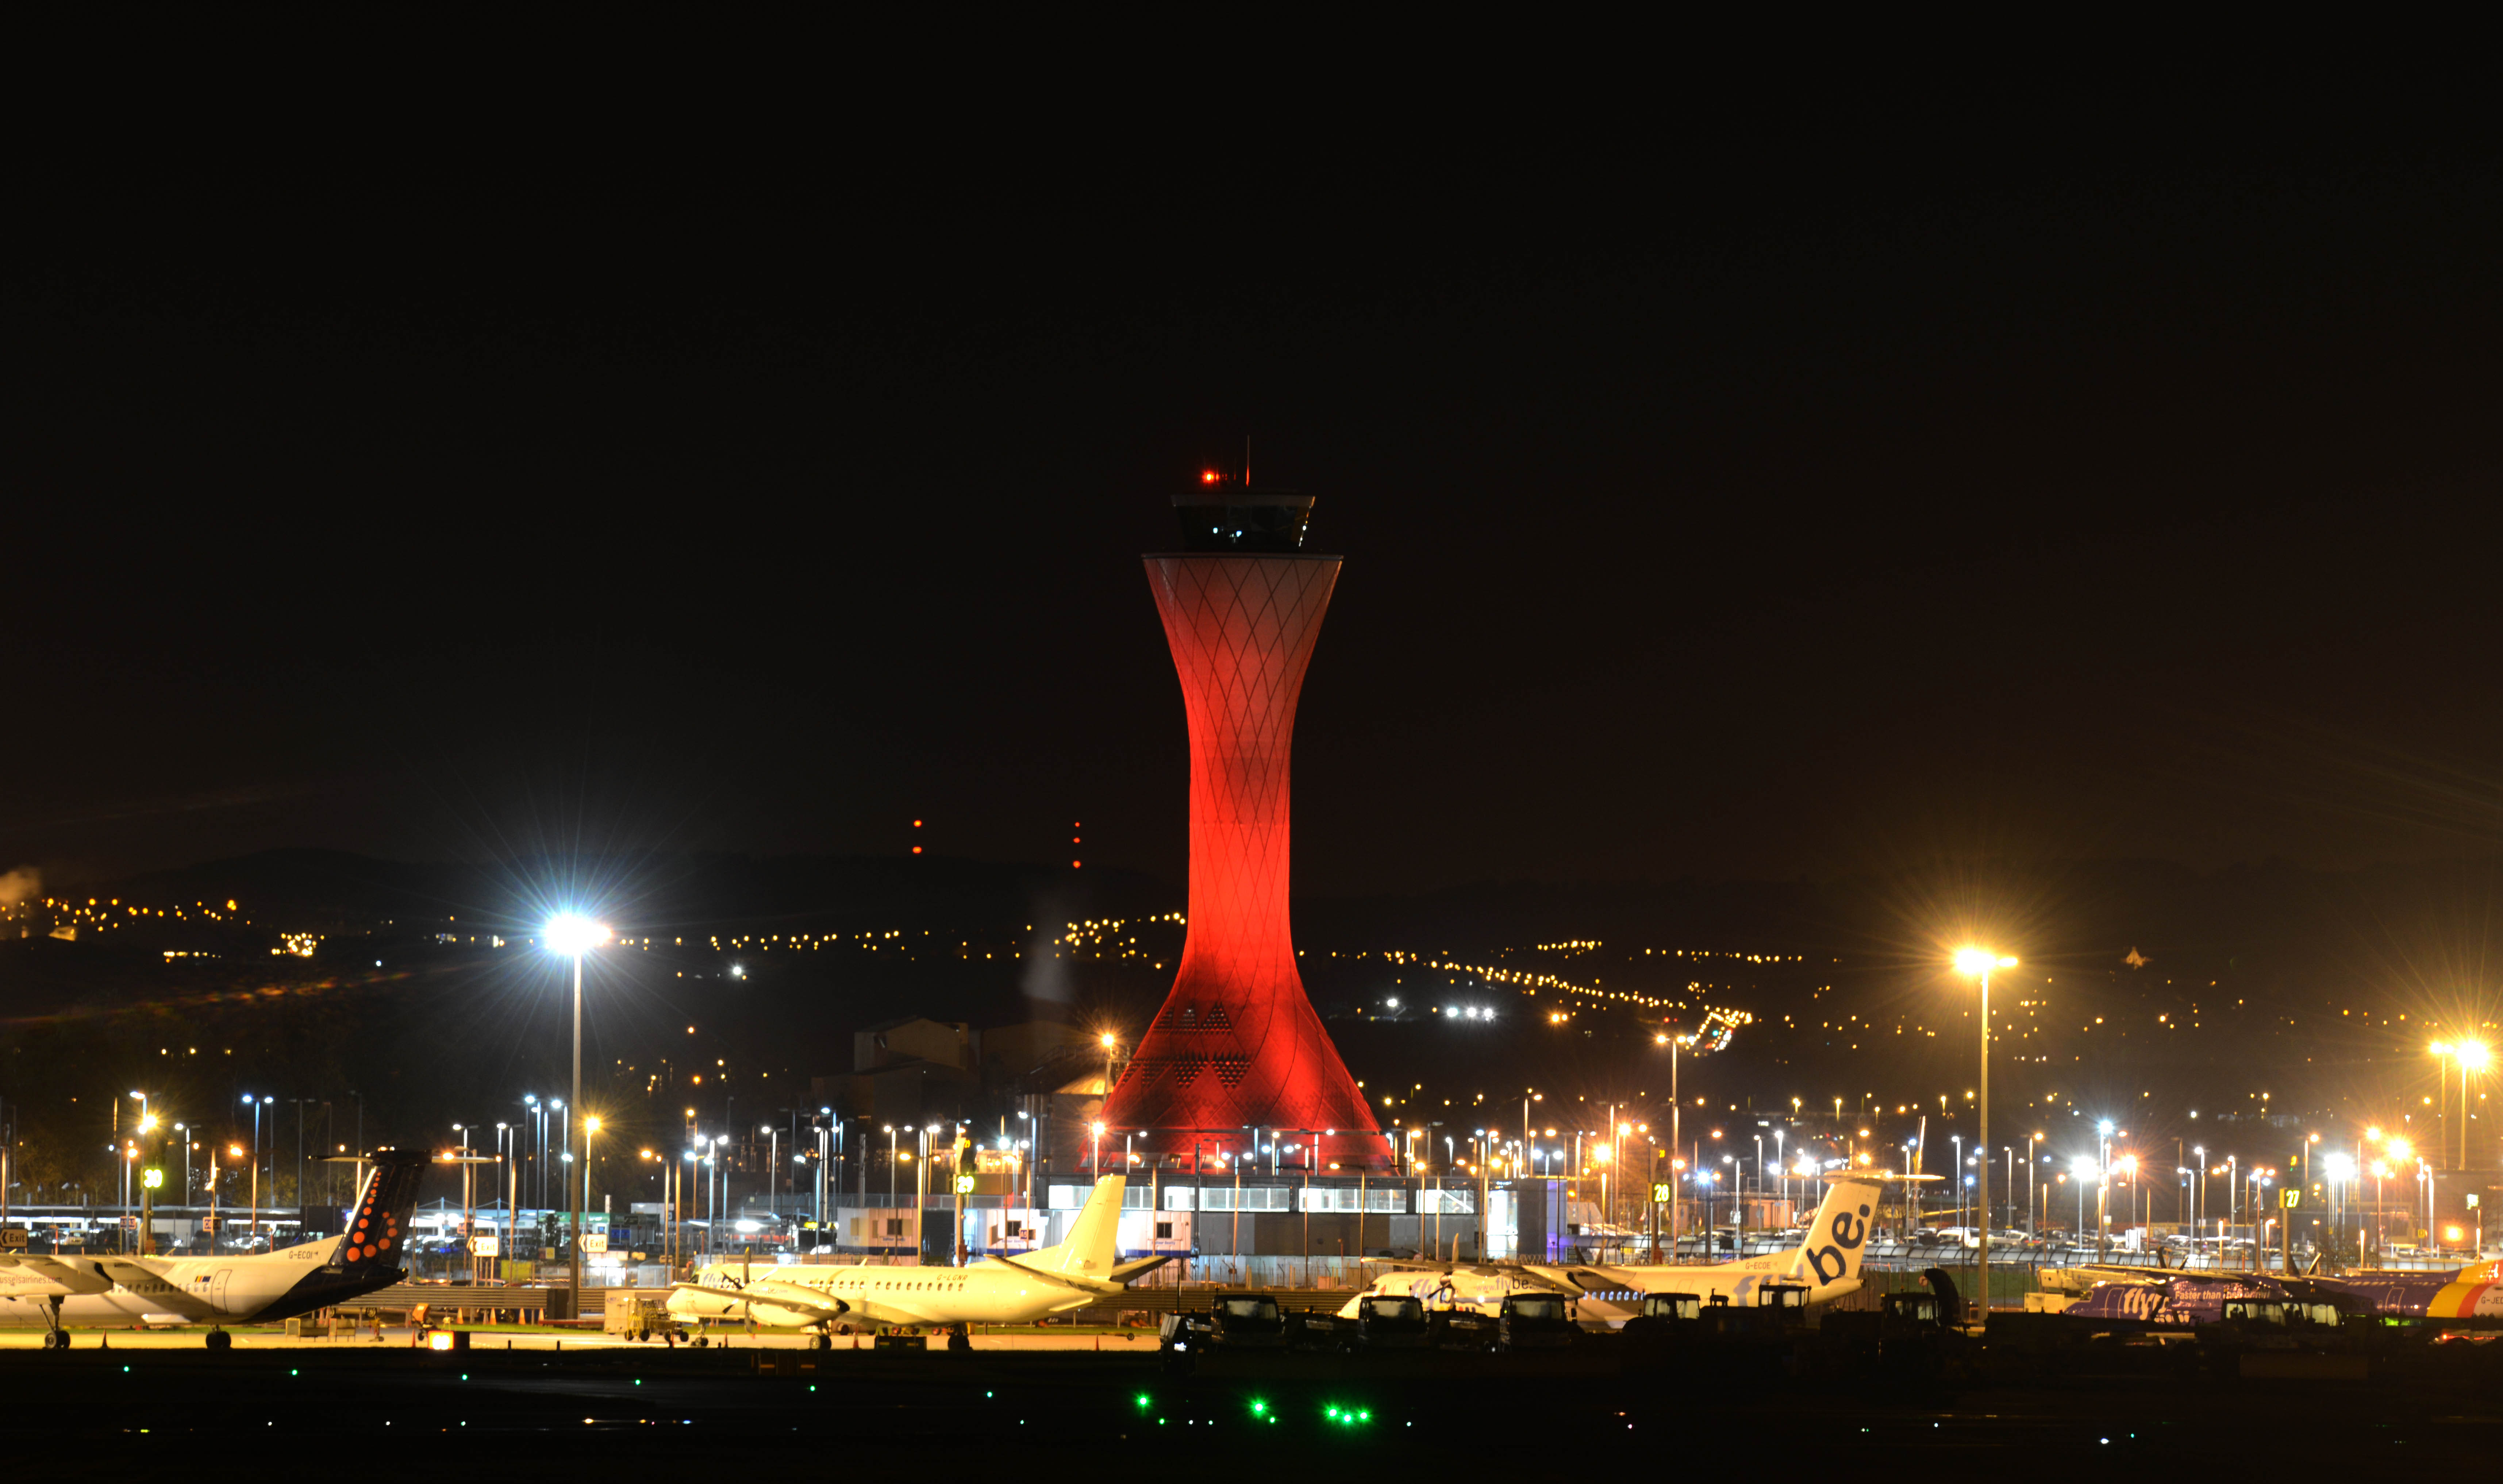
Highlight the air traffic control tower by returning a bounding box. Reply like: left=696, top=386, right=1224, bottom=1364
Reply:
left=1100, top=484, right=1394, bottom=1172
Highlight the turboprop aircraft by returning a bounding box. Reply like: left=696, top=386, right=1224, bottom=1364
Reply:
left=1341, top=1173, right=1888, bottom=1326
left=2060, top=1257, right=2503, bottom=1326
left=667, top=1173, right=1164, bottom=1344
left=0, top=1148, right=430, bottom=1349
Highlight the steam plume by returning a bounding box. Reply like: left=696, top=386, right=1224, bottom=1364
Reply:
left=0, top=867, right=38, bottom=910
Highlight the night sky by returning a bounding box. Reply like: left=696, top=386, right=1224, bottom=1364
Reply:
left=10, top=86, right=2500, bottom=898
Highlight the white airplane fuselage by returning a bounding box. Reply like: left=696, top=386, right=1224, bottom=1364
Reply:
left=0, top=1238, right=352, bottom=1327
left=668, top=1173, right=1150, bottom=1334
left=670, top=1258, right=1108, bottom=1332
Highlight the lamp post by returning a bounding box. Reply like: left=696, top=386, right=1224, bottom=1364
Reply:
left=2456, top=1042, right=2490, bottom=1169
left=2191, top=1144, right=2206, bottom=1249
left=545, top=913, right=609, bottom=1318
left=2073, top=1157, right=2095, bottom=1248
left=522, top=1094, right=539, bottom=1214
left=1658, top=1031, right=1693, bottom=1262
left=763, top=1125, right=779, bottom=1219
left=1753, top=1133, right=1764, bottom=1237
left=241, top=1094, right=270, bottom=1242
left=502, top=1139, right=520, bottom=1273
left=1773, top=1128, right=1786, bottom=1216
left=681, top=1148, right=699, bottom=1267
left=584, top=1116, right=600, bottom=1240
left=2028, top=1134, right=2042, bottom=1242
left=289, top=1096, right=312, bottom=1226
left=918, top=1125, right=938, bottom=1263
left=2096, top=1120, right=2115, bottom=1260
left=214, top=1144, right=234, bottom=1253
left=455, top=1123, right=472, bottom=1267
left=1953, top=948, right=2015, bottom=1325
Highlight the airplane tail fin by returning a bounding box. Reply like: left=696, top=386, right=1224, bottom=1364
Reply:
left=1030, top=1175, right=1125, bottom=1278
left=324, top=1149, right=429, bottom=1281
left=1790, top=1175, right=1884, bottom=1290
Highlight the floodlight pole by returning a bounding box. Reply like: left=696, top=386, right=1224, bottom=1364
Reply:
left=1669, top=1037, right=1681, bottom=1262
left=1976, top=965, right=1990, bottom=1329
left=1954, top=949, right=2015, bottom=1330
left=569, top=948, right=583, bottom=1316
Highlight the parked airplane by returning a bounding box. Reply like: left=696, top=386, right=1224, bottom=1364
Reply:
left=1341, top=1173, right=1888, bottom=1326
left=667, top=1174, right=1164, bottom=1344
left=0, top=1149, right=430, bottom=1349
left=2059, top=1257, right=2503, bottom=1326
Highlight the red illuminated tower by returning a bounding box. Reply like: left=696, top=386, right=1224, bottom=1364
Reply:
left=1101, top=486, right=1393, bottom=1171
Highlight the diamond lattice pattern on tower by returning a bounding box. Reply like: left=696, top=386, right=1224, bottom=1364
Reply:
left=1100, top=552, right=1393, bottom=1170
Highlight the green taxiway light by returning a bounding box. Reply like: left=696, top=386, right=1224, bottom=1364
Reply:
left=1137, top=1393, right=1153, bottom=1408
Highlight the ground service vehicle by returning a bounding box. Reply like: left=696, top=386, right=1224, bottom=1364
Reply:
left=1498, top=1292, right=1577, bottom=1350
left=605, top=1293, right=683, bottom=1342
left=1351, top=1294, right=1432, bottom=1350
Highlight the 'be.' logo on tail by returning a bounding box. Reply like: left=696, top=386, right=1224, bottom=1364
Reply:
left=1798, top=1184, right=1876, bottom=1288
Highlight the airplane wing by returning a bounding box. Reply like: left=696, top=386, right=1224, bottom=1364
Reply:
left=1106, top=1256, right=1172, bottom=1283
left=90, top=1258, right=221, bottom=1318
left=1363, top=1256, right=1560, bottom=1284
left=0, top=1254, right=117, bottom=1295
left=668, top=1281, right=852, bottom=1327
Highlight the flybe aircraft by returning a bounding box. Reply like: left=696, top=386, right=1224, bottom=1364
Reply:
left=2061, top=1257, right=2503, bottom=1326
left=0, top=1149, right=429, bottom=1349
left=668, top=1174, right=1163, bottom=1342
left=1341, top=1174, right=1887, bottom=1326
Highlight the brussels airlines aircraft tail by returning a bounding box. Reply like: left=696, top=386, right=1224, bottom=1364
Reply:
left=326, top=1150, right=430, bottom=1283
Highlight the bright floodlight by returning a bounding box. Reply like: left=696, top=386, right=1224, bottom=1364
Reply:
left=2322, top=1153, right=2354, bottom=1180
left=2387, top=1137, right=2414, bottom=1161
left=1953, top=947, right=2017, bottom=976
left=545, top=916, right=610, bottom=955
left=2461, top=1041, right=2492, bottom=1071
